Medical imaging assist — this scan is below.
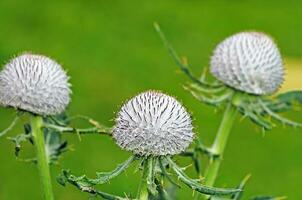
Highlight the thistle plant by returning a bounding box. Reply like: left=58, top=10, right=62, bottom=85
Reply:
left=0, top=53, right=71, bottom=200
left=154, top=23, right=302, bottom=199
left=59, top=91, right=241, bottom=199
left=1, top=26, right=299, bottom=200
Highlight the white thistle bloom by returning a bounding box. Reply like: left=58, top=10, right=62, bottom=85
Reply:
left=113, top=91, right=194, bottom=156
left=0, top=53, right=71, bottom=115
left=210, top=32, right=284, bottom=95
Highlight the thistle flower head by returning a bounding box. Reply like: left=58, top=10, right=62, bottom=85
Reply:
left=210, top=32, right=284, bottom=95
left=113, top=91, right=194, bottom=156
left=0, top=53, right=71, bottom=115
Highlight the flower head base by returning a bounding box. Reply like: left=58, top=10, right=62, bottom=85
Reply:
left=0, top=53, right=71, bottom=115
left=210, top=32, right=284, bottom=95
left=113, top=91, right=194, bottom=156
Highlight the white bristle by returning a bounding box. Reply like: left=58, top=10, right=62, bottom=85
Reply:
left=113, top=91, right=194, bottom=156
left=210, top=32, right=284, bottom=95
left=0, top=53, right=71, bottom=115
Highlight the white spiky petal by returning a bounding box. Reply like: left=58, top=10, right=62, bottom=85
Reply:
left=113, top=91, right=194, bottom=156
left=0, top=53, right=71, bottom=115
left=210, top=32, right=284, bottom=95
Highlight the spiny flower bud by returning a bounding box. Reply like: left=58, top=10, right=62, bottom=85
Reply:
left=113, top=91, right=194, bottom=156
left=0, top=53, right=71, bottom=115
left=210, top=32, right=284, bottom=95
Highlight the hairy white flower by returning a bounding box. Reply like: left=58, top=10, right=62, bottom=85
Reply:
left=113, top=91, right=194, bottom=156
left=210, top=32, right=284, bottom=95
left=0, top=53, right=71, bottom=115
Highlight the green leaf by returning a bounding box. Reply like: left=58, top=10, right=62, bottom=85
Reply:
left=165, top=157, right=241, bottom=196
left=237, top=102, right=274, bottom=130
left=59, top=155, right=137, bottom=188
left=7, top=113, right=70, bottom=164
left=158, top=158, right=181, bottom=189
left=276, top=90, right=302, bottom=104
left=48, top=112, right=70, bottom=126
left=259, top=98, right=302, bottom=128
left=44, top=129, right=68, bottom=164
left=184, top=84, right=232, bottom=107
left=95, top=155, right=137, bottom=184
left=231, top=174, right=251, bottom=200
left=43, top=113, right=112, bottom=136
left=269, top=90, right=302, bottom=113
left=210, top=197, right=231, bottom=200
left=250, top=196, right=287, bottom=200
left=58, top=170, right=129, bottom=200
left=43, top=113, right=70, bottom=164
left=7, top=124, right=32, bottom=157
left=153, top=22, right=222, bottom=88
left=149, top=178, right=175, bottom=200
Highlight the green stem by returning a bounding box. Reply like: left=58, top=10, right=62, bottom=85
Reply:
left=31, top=115, right=54, bottom=200
left=204, top=95, right=239, bottom=187
left=137, top=159, right=150, bottom=200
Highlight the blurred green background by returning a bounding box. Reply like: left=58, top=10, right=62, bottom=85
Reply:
left=0, top=0, right=302, bottom=199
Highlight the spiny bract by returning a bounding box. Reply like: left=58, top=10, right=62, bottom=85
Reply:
left=113, top=91, right=194, bottom=156
left=0, top=53, right=71, bottom=115
left=210, top=32, right=284, bottom=95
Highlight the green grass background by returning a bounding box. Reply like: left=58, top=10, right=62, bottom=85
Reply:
left=0, top=0, right=301, bottom=199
